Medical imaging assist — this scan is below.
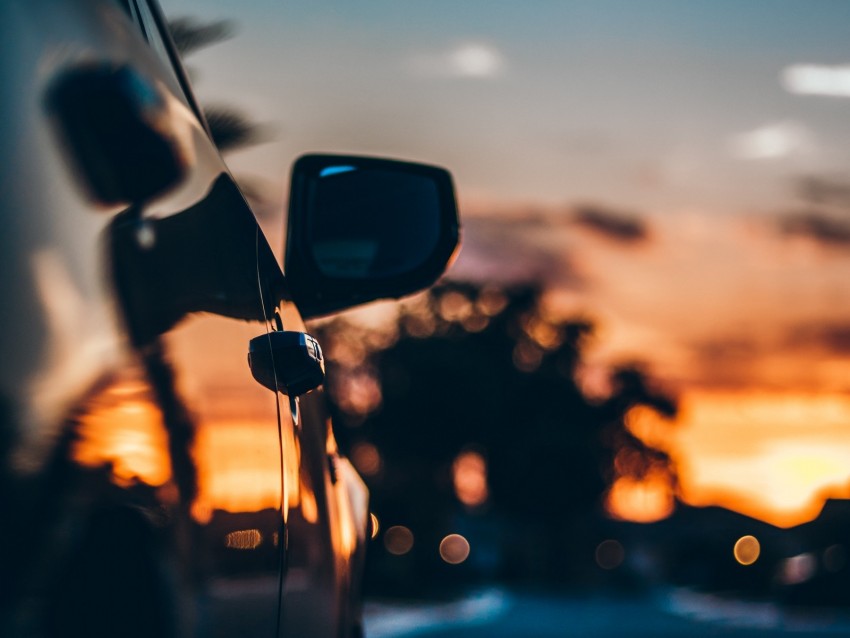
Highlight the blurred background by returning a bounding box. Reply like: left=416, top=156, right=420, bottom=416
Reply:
left=160, top=0, right=850, bottom=632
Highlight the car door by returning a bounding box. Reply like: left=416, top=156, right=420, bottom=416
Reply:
left=1, top=2, right=459, bottom=636
left=101, top=2, right=294, bottom=635
left=122, top=4, right=365, bottom=634
left=0, top=1, right=290, bottom=636
left=268, top=300, right=370, bottom=638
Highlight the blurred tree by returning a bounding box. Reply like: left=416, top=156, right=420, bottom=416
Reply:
left=203, top=105, right=264, bottom=153
left=315, top=282, right=678, bottom=589
left=168, top=16, right=234, bottom=57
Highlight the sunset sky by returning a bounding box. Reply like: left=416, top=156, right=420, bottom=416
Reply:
left=161, top=0, right=850, bottom=527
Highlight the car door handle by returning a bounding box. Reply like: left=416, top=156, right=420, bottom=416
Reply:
left=248, top=331, right=325, bottom=396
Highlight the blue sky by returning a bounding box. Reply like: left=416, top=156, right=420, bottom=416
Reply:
left=160, top=0, right=850, bottom=223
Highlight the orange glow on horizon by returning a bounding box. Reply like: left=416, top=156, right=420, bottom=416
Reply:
left=621, top=391, right=850, bottom=528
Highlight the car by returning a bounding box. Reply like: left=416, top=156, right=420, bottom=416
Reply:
left=0, top=1, right=459, bottom=637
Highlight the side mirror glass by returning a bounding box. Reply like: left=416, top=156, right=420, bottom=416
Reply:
left=285, top=154, right=460, bottom=318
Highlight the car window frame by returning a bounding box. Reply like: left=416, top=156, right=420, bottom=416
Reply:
left=126, top=0, right=214, bottom=141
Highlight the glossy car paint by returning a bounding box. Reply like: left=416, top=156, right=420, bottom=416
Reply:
left=0, top=1, right=369, bottom=636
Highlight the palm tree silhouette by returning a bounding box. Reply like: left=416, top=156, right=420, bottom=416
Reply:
left=168, top=16, right=268, bottom=153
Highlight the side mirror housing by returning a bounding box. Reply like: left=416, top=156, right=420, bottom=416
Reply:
left=284, top=154, right=460, bottom=318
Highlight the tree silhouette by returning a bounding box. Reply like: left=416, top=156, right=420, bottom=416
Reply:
left=203, top=105, right=264, bottom=152
left=167, top=16, right=268, bottom=153
left=168, top=17, right=234, bottom=57
left=315, top=282, right=678, bottom=587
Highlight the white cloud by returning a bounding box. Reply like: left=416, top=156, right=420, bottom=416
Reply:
left=449, top=43, right=504, bottom=77
left=408, top=42, right=505, bottom=79
left=782, top=64, right=850, bottom=98
left=728, top=121, right=815, bottom=161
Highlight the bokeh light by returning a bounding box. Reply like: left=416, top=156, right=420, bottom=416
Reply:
left=475, top=287, right=507, bottom=317
left=452, top=450, right=489, bottom=507
left=224, top=529, right=262, bottom=550
left=778, top=553, right=816, bottom=585
left=384, top=525, right=414, bottom=556
left=734, top=535, right=761, bottom=566
left=438, top=290, right=473, bottom=322
left=352, top=442, right=383, bottom=477
left=512, top=341, right=543, bottom=372
left=461, top=314, right=489, bottom=333
left=824, top=544, right=846, bottom=573
left=369, top=512, right=380, bottom=540
left=439, top=534, right=471, bottom=565
left=606, top=473, right=675, bottom=523
left=595, top=539, right=625, bottom=570
left=333, top=369, right=382, bottom=417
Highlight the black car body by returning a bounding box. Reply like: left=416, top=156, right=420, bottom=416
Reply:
left=0, top=1, right=459, bottom=636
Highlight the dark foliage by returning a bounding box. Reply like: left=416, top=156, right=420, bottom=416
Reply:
left=204, top=105, right=264, bottom=153
left=315, top=282, right=677, bottom=590
left=780, top=212, right=850, bottom=247
left=167, top=17, right=234, bottom=57
left=167, top=17, right=270, bottom=154
left=573, top=205, right=649, bottom=244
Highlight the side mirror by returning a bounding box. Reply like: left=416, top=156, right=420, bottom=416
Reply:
left=284, top=154, right=460, bottom=318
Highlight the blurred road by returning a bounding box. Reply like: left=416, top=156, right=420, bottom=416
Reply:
left=364, top=588, right=850, bottom=637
